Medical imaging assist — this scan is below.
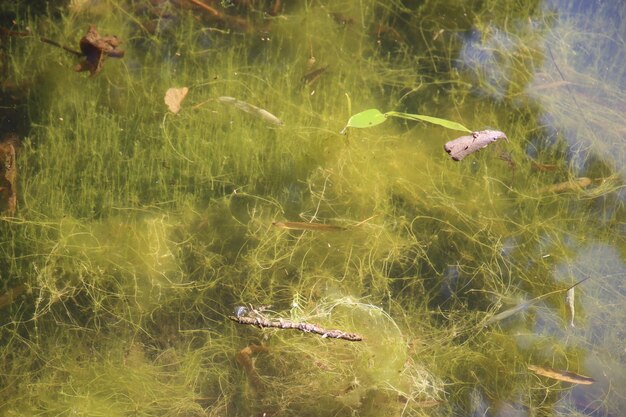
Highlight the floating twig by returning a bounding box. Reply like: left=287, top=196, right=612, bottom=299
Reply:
left=444, top=129, right=508, bottom=161
left=527, top=364, right=594, bottom=385
left=229, top=315, right=363, bottom=342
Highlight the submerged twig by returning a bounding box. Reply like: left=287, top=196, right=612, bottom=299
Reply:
left=229, top=315, right=363, bottom=342
left=0, top=26, right=82, bottom=56
left=527, top=364, right=594, bottom=385
left=272, top=221, right=345, bottom=231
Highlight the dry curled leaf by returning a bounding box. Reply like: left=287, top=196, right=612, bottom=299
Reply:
left=164, top=87, right=189, bottom=114
left=74, top=25, right=124, bottom=76
left=444, top=130, right=508, bottom=161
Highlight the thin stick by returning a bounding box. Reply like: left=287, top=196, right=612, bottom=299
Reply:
left=229, top=316, right=363, bottom=342
left=1, top=27, right=82, bottom=56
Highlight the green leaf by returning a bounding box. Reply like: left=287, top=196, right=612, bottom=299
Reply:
left=385, top=111, right=472, bottom=133
left=343, top=109, right=388, bottom=130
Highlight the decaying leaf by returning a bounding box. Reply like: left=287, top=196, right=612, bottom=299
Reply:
left=527, top=364, right=595, bottom=385
left=444, top=130, right=508, bottom=161
left=164, top=87, right=189, bottom=114
left=538, top=177, right=592, bottom=194
left=0, top=133, right=19, bottom=215
left=218, top=96, right=283, bottom=125
left=74, top=25, right=124, bottom=76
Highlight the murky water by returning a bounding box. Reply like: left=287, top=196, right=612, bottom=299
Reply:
left=1, top=1, right=624, bottom=416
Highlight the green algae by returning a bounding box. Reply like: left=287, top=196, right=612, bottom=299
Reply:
left=0, top=0, right=625, bottom=416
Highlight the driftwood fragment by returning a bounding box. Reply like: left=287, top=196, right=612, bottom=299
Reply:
left=229, top=315, right=363, bottom=342
left=74, top=25, right=124, bottom=76
left=444, top=129, right=508, bottom=161
left=0, top=133, right=19, bottom=215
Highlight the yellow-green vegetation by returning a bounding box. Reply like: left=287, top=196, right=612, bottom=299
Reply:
left=0, top=0, right=624, bottom=416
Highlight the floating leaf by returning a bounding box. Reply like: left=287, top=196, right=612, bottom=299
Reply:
left=218, top=96, right=283, bottom=125
left=527, top=365, right=595, bottom=385
left=342, top=108, right=388, bottom=131
left=164, top=87, right=189, bottom=114
left=385, top=111, right=472, bottom=133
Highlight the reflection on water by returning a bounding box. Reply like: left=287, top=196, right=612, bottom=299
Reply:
left=0, top=0, right=624, bottom=416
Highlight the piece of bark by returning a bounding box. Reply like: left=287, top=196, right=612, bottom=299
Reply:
left=444, top=130, right=508, bottom=161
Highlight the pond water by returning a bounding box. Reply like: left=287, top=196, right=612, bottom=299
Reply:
left=0, top=1, right=624, bottom=416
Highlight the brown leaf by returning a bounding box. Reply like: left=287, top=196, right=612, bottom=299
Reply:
left=164, top=87, right=189, bottom=114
